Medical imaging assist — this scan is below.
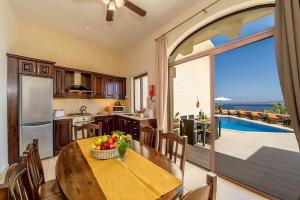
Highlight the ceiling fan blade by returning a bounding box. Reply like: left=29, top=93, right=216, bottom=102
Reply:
left=106, top=9, right=114, bottom=21
left=124, top=0, right=146, bottom=17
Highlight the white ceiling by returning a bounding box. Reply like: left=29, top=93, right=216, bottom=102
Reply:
left=9, top=0, right=203, bottom=51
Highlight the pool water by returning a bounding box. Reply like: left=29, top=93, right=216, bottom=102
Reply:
left=218, top=117, right=290, bottom=133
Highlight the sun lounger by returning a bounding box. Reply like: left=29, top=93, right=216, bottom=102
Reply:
left=266, top=113, right=282, bottom=124
left=228, top=110, right=238, bottom=115
left=238, top=110, right=248, bottom=118
left=249, top=112, right=261, bottom=120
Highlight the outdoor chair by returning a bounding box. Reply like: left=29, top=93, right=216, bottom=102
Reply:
left=188, top=115, right=195, bottom=119
left=180, top=119, right=200, bottom=145
left=200, top=118, right=221, bottom=146
left=180, top=115, right=188, bottom=120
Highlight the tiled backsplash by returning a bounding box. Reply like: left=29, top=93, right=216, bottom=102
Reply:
left=53, top=99, right=117, bottom=115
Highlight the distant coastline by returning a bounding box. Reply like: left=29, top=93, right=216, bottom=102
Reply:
left=220, top=101, right=285, bottom=112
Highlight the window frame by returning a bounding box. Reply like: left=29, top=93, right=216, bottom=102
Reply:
left=133, top=73, right=148, bottom=112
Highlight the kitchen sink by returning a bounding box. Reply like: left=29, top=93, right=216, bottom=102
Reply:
left=123, top=113, right=135, bottom=116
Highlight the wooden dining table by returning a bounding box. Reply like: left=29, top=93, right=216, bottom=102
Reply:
left=55, top=140, right=183, bottom=200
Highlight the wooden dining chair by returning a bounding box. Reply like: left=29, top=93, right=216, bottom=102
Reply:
left=0, top=184, right=8, bottom=200
left=4, top=163, right=35, bottom=200
left=23, top=139, right=64, bottom=200
left=181, top=173, right=217, bottom=200
left=74, top=122, right=102, bottom=140
left=158, top=132, right=188, bottom=176
left=140, top=125, right=157, bottom=149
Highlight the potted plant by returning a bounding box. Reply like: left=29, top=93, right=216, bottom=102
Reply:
left=114, top=131, right=132, bottom=161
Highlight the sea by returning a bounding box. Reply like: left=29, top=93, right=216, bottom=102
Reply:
left=221, top=103, right=275, bottom=112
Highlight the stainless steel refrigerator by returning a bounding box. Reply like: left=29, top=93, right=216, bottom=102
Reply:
left=19, top=75, right=53, bottom=159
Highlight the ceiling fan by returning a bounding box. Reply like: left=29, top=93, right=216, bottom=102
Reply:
left=103, top=0, right=146, bottom=21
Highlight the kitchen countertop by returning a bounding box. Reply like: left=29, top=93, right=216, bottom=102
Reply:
left=54, top=113, right=156, bottom=121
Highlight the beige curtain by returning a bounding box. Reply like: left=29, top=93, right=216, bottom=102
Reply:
left=275, top=0, right=300, bottom=149
left=156, top=37, right=169, bottom=132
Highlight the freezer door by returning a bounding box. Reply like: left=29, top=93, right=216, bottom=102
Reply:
left=20, top=75, right=53, bottom=124
left=20, top=123, right=53, bottom=159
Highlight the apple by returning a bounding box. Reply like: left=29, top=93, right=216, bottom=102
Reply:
left=94, top=138, right=102, bottom=146
left=96, top=145, right=101, bottom=150
left=112, top=136, right=118, bottom=143
left=91, top=144, right=96, bottom=150
left=103, top=142, right=109, bottom=150
left=109, top=144, right=115, bottom=149
left=108, top=138, right=114, bottom=145
left=101, top=135, right=108, bottom=143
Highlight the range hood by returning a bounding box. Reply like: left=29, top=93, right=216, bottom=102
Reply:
left=67, top=72, right=92, bottom=93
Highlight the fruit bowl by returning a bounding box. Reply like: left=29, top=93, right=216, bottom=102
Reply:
left=90, top=134, right=119, bottom=160
left=90, top=146, right=118, bottom=160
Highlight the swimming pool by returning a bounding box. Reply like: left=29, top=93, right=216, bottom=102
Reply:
left=218, top=117, right=290, bottom=133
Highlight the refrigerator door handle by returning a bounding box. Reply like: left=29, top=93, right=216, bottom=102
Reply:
left=22, top=122, right=52, bottom=127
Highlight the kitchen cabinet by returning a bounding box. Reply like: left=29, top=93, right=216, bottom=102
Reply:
left=54, top=119, right=72, bottom=155
left=53, top=67, right=65, bottom=98
left=18, top=59, right=53, bottom=77
left=92, top=74, right=105, bottom=98
left=37, top=63, right=53, bottom=77
left=18, top=59, right=37, bottom=75
left=95, top=115, right=115, bottom=134
left=115, top=78, right=126, bottom=99
left=104, top=77, right=115, bottom=98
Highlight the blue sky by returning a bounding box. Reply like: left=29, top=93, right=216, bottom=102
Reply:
left=213, top=14, right=283, bottom=103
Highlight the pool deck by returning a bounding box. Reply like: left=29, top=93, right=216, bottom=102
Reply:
left=186, top=117, right=300, bottom=199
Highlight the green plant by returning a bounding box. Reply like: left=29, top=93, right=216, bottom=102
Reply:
left=116, top=132, right=132, bottom=151
left=174, top=112, right=180, bottom=120
left=265, top=103, right=287, bottom=114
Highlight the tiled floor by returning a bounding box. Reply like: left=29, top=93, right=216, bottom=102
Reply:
left=38, top=156, right=266, bottom=200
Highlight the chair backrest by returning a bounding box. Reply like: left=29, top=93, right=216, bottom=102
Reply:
left=181, top=173, right=217, bottom=200
left=180, top=115, right=188, bottom=120
left=4, top=163, right=35, bottom=200
left=188, top=115, right=194, bottom=119
left=158, top=132, right=187, bottom=176
left=140, top=126, right=157, bottom=149
left=22, top=139, right=45, bottom=199
left=74, top=123, right=102, bottom=140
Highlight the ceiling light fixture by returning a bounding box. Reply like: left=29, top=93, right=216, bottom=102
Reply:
left=84, top=27, right=91, bottom=31
left=108, top=1, right=116, bottom=11
left=115, top=0, right=124, bottom=8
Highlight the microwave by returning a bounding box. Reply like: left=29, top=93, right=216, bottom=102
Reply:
left=112, top=106, right=126, bottom=113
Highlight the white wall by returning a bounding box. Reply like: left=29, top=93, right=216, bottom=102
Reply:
left=0, top=0, right=16, bottom=172
left=173, top=56, right=211, bottom=117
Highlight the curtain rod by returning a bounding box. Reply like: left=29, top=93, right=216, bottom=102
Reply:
left=155, top=0, right=221, bottom=41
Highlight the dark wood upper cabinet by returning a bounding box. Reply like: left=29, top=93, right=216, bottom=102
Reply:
left=53, top=67, right=65, bottom=98
left=18, top=59, right=37, bottom=75
left=37, top=62, right=53, bottom=77
left=104, top=77, right=115, bottom=98
left=115, top=78, right=126, bottom=99
left=92, top=74, right=105, bottom=98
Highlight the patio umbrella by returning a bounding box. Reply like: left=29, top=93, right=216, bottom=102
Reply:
left=215, top=96, right=232, bottom=108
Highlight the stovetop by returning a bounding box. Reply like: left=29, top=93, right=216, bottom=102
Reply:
left=67, top=113, right=92, bottom=117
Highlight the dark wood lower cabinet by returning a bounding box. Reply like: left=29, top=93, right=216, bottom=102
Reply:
left=53, top=115, right=156, bottom=156
left=54, top=119, right=72, bottom=155
left=94, top=115, right=157, bottom=140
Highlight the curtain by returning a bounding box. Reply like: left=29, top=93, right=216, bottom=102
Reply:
left=275, top=0, right=300, bottom=149
left=156, top=37, right=169, bottom=132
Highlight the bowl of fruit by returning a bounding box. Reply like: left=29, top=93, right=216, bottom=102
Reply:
left=90, top=133, right=119, bottom=160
